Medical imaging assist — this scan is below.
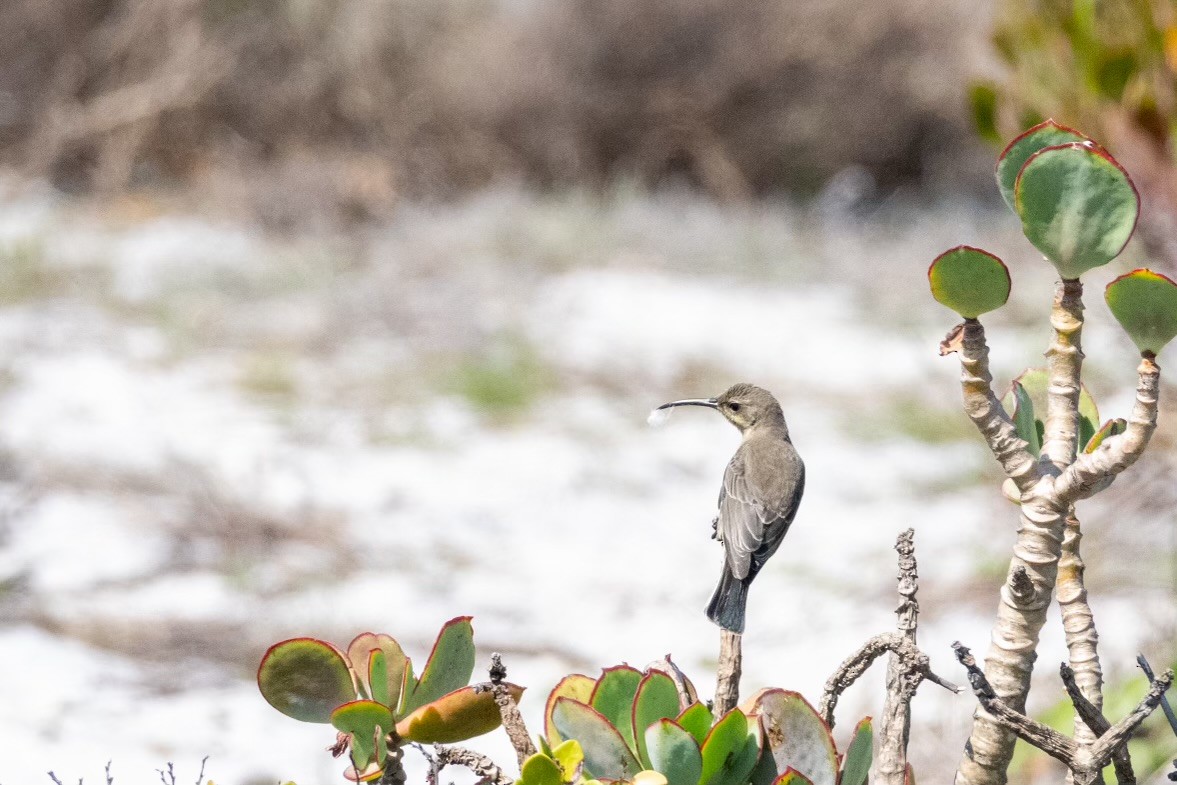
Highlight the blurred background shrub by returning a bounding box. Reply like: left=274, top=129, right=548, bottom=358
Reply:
left=0, top=0, right=992, bottom=219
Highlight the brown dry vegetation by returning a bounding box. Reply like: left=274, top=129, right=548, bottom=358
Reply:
left=1, top=0, right=991, bottom=217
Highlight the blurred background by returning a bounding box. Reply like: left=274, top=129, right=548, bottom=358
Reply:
left=1, top=0, right=1177, bottom=782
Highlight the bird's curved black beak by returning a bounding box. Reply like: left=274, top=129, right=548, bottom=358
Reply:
left=657, top=397, right=719, bottom=410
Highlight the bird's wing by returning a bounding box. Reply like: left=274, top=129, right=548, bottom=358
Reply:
left=719, top=449, right=772, bottom=580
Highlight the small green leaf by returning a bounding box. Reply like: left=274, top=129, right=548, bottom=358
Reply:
left=331, top=700, right=394, bottom=771
left=752, top=690, right=837, bottom=785
left=996, top=120, right=1088, bottom=211
left=1106, top=269, right=1177, bottom=354
left=839, top=717, right=873, bottom=785
left=969, top=82, right=1001, bottom=144
left=633, top=671, right=683, bottom=769
left=700, top=709, right=760, bottom=785
left=1002, top=380, right=1041, bottom=455
left=1084, top=418, right=1127, bottom=453
left=676, top=703, right=714, bottom=747
left=1015, top=142, right=1139, bottom=278
left=404, top=616, right=475, bottom=714
left=258, top=638, right=357, bottom=723
left=644, top=720, right=703, bottom=785
left=928, top=246, right=1011, bottom=318
left=551, top=697, right=642, bottom=781
left=396, top=683, right=524, bottom=743
left=519, top=753, right=565, bottom=785
left=552, top=739, right=585, bottom=781
left=590, top=665, right=644, bottom=754
left=346, top=633, right=407, bottom=713
left=545, top=674, right=596, bottom=745
left=1002, top=369, right=1099, bottom=457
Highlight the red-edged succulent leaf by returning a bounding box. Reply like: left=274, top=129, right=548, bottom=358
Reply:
left=590, top=665, right=644, bottom=754
left=1015, top=142, right=1139, bottom=278
left=676, top=702, right=714, bottom=747
left=839, top=717, right=872, bottom=785
left=996, top=120, right=1089, bottom=210
left=346, top=633, right=408, bottom=711
left=1105, top=269, right=1177, bottom=355
left=771, top=769, right=815, bottom=785
left=258, top=638, right=357, bottom=723
left=928, top=246, right=1011, bottom=318
left=342, top=759, right=384, bottom=782
left=750, top=690, right=837, bottom=785
left=551, top=696, right=642, bottom=781
left=396, top=683, right=524, bottom=744
left=331, top=700, right=394, bottom=771
left=519, top=752, right=565, bottom=785
left=402, top=616, right=475, bottom=714
left=545, top=674, right=596, bottom=744
left=633, top=671, right=682, bottom=769
left=644, top=719, right=703, bottom=785
left=699, top=709, right=760, bottom=785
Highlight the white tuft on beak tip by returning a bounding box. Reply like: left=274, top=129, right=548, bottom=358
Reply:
left=647, top=407, right=672, bottom=427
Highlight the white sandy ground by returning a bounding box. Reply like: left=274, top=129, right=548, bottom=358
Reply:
left=0, top=181, right=1173, bottom=784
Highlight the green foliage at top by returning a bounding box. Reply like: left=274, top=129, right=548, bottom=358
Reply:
left=928, top=246, right=1011, bottom=318
left=1013, top=141, right=1138, bottom=278
left=258, top=617, right=522, bottom=782
left=1105, top=269, right=1177, bottom=355
left=995, top=120, right=1088, bottom=210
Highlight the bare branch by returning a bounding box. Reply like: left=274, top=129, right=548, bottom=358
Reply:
left=953, top=642, right=1078, bottom=764
left=942, top=320, right=1040, bottom=493
left=1057, top=356, right=1160, bottom=502
left=714, top=630, right=742, bottom=718
left=894, top=527, right=918, bottom=642
left=1138, top=654, right=1177, bottom=737
left=1088, top=669, right=1174, bottom=768
left=421, top=745, right=512, bottom=785
left=481, top=653, right=536, bottom=765
left=1061, top=663, right=1134, bottom=785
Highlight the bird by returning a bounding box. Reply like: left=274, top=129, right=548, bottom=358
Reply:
left=655, top=383, right=805, bottom=633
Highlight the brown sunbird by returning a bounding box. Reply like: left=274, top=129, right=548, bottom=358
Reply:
left=656, top=383, right=805, bottom=633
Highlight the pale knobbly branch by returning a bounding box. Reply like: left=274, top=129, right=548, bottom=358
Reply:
left=942, top=320, right=1040, bottom=493
left=1057, top=356, right=1160, bottom=502
left=1060, top=663, right=1134, bottom=784
left=481, top=653, right=536, bottom=765
left=1041, top=279, right=1086, bottom=474
left=419, top=744, right=513, bottom=785
left=714, top=630, right=742, bottom=718
left=1057, top=514, right=1104, bottom=756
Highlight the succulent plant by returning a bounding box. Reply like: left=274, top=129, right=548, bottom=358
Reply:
left=542, top=667, right=871, bottom=785
left=257, top=616, right=522, bottom=782
left=928, top=245, right=1012, bottom=319
left=994, top=121, right=1140, bottom=280
left=1000, top=368, right=1105, bottom=458
left=1105, top=269, right=1177, bottom=357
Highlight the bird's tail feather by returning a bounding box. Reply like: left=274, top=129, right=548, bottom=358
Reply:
left=706, top=565, right=749, bottom=633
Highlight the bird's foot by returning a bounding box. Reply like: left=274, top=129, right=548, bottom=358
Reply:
left=711, top=516, right=722, bottom=542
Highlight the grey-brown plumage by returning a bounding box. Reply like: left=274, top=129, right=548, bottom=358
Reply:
left=657, top=382, right=805, bottom=633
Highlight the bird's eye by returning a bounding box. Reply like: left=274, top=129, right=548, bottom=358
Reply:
left=728, top=402, right=741, bottom=412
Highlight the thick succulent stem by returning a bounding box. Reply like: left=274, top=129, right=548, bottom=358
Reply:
left=1057, top=513, right=1103, bottom=754
left=1056, top=357, right=1161, bottom=502
left=1041, top=279, right=1086, bottom=474
left=714, top=630, right=742, bottom=718
left=956, top=488, right=1069, bottom=785
left=947, top=320, right=1041, bottom=493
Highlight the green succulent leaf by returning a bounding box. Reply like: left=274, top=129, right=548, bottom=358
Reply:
left=928, top=246, right=1011, bottom=318
left=552, top=739, right=585, bottom=781
left=996, top=120, right=1089, bottom=210
left=751, top=690, right=837, bottom=785
left=551, top=697, right=642, bottom=781
left=590, top=665, right=644, bottom=754
left=342, top=760, right=384, bottom=783
left=771, top=770, right=815, bottom=785
left=1015, top=142, right=1139, bottom=278
left=699, top=709, right=760, bottom=785
left=258, top=638, right=357, bottom=723
left=839, top=717, right=873, bottom=785
left=644, top=720, right=703, bottom=785
left=545, top=674, right=596, bottom=745
left=633, top=671, right=683, bottom=768
left=1084, top=418, right=1128, bottom=453
left=676, top=703, right=714, bottom=747
left=403, top=616, right=475, bottom=714
left=331, top=700, right=394, bottom=771
left=396, top=683, right=524, bottom=743
left=1001, top=369, right=1099, bottom=457
left=1105, top=269, right=1177, bottom=354
left=347, top=633, right=409, bottom=713
left=519, top=753, right=565, bottom=785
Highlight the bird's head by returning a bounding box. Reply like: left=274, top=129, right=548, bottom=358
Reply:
left=656, top=382, right=787, bottom=435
